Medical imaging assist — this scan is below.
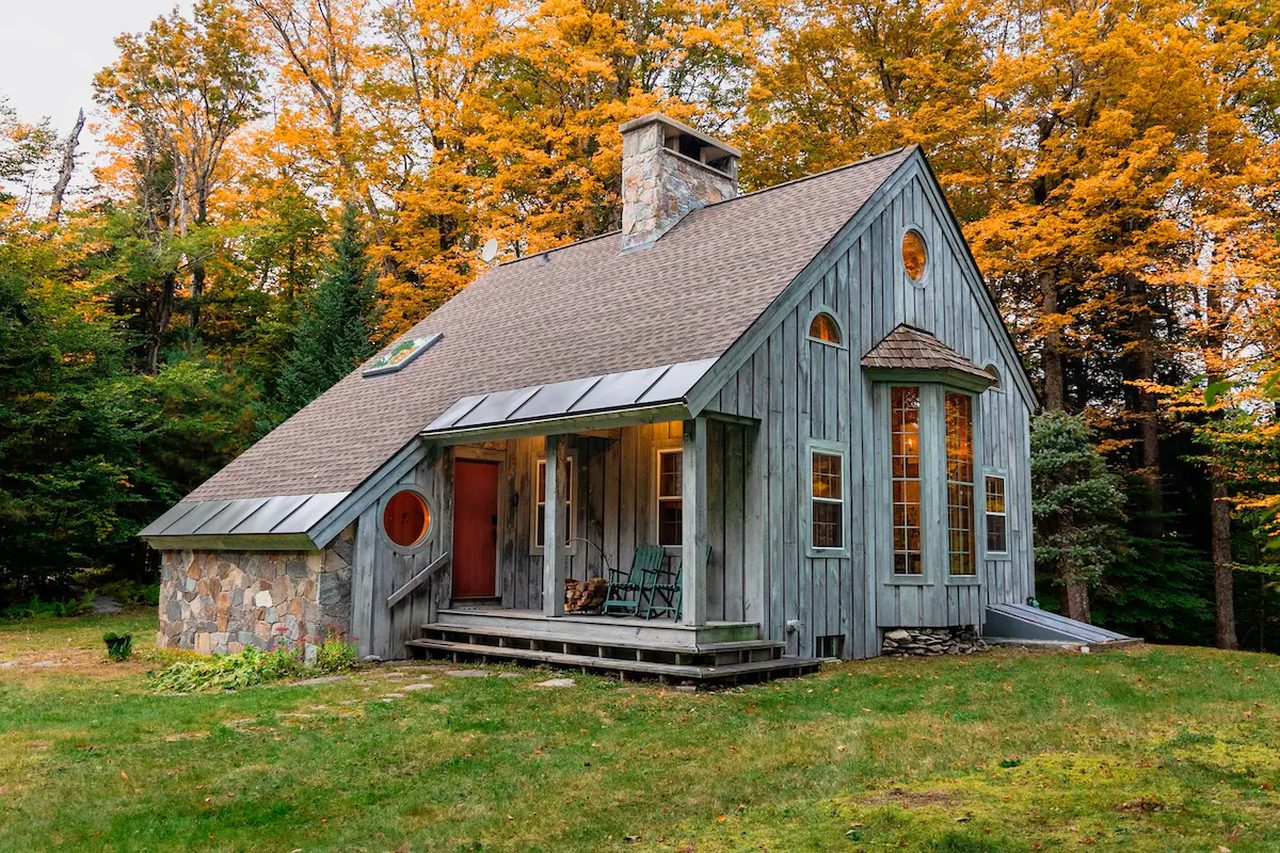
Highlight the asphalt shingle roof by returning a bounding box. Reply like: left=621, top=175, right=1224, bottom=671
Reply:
left=187, top=146, right=914, bottom=501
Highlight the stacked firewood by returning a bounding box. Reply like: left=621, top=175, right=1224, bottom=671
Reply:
left=564, top=577, right=608, bottom=612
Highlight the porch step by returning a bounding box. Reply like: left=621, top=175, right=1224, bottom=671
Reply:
left=420, top=622, right=786, bottom=666
left=406, top=636, right=822, bottom=687
left=435, top=607, right=761, bottom=647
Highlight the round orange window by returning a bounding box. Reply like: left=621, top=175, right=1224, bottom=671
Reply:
left=902, top=229, right=928, bottom=282
left=383, top=490, right=430, bottom=548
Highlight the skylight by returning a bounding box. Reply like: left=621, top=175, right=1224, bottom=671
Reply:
left=363, top=333, right=442, bottom=377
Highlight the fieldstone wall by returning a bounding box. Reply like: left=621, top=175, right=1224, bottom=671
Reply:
left=620, top=119, right=738, bottom=250
left=881, top=626, right=988, bottom=657
left=157, top=524, right=354, bottom=660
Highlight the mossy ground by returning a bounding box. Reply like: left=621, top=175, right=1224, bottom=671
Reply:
left=1, top=611, right=1277, bottom=851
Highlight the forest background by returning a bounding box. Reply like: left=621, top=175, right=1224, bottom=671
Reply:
left=1, top=0, right=1277, bottom=650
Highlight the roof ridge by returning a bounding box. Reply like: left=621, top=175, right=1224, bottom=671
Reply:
left=495, top=144, right=915, bottom=269
left=705, top=144, right=915, bottom=210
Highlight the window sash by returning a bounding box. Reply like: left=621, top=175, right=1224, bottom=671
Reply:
left=891, top=386, right=923, bottom=574
left=810, top=449, right=845, bottom=551
left=984, top=473, right=1008, bottom=555
left=945, top=392, right=976, bottom=576
left=534, top=457, right=574, bottom=549
left=657, top=449, right=683, bottom=547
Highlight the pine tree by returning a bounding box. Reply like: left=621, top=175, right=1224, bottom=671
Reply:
left=276, top=206, right=381, bottom=417
left=1030, top=411, right=1128, bottom=622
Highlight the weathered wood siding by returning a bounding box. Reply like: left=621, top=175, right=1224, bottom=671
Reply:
left=497, top=422, right=749, bottom=622
left=350, top=446, right=454, bottom=660
left=704, top=160, right=1034, bottom=658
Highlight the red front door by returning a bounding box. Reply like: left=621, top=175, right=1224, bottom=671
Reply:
left=452, top=459, right=499, bottom=599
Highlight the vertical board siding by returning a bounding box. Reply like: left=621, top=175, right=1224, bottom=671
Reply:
left=699, top=160, right=1034, bottom=658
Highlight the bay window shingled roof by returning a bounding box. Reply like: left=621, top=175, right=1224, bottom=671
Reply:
left=861, top=323, right=997, bottom=383
left=185, top=146, right=914, bottom=502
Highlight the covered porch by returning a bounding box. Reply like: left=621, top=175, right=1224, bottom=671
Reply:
left=437, top=415, right=762, bottom=628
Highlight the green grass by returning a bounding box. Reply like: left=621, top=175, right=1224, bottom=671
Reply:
left=2, top=612, right=1278, bottom=851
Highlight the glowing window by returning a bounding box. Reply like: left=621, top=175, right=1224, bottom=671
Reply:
left=945, top=392, right=976, bottom=575
left=902, top=229, right=928, bottom=282
left=808, top=312, right=841, bottom=345
left=383, top=490, right=430, bottom=548
left=891, top=387, right=922, bottom=575
left=657, top=449, right=683, bottom=547
left=811, top=450, right=845, bottom=550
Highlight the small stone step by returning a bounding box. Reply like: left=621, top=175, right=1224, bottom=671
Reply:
left=405, top=637, right=821, bottom=686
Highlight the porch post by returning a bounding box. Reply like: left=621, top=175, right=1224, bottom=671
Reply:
left=681, top=416, right=708, bottom=626
left=542, top=433, right=568, bottom=616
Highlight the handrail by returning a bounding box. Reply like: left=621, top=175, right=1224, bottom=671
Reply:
left=387, top=552, right=450, bottom=607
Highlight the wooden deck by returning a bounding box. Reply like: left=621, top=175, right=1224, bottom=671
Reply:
left=408, top=607, right=822, bottom=686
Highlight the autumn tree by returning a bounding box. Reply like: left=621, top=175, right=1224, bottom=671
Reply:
left=94, top=0, right=262, bottom=339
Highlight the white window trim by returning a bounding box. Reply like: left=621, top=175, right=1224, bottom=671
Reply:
left=531, top=452, right=577, bottom=556
left=806, top=439, right=849, bottom=558
left=654, top=446, right=683, bottom=550
left=983, top=468, right=1011, bottom=560
left=804, top=305, right=847, bottom=349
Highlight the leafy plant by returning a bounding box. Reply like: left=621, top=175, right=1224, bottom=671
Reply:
left=149, top=646, right=304, bottom=693
left=103, top=632, right=134, bottom=661
left=1, top=593, right=95, bottom=621
left=313, top=631, right=357, bottom=673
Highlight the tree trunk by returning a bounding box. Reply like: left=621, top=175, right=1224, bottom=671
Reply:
left=146, top=272, right=177, bottom=374
left=1120, top=272, right=1163, bottom=537
left=1059, top=580, right=1092, bottom=623
left=47, top=109, right=85, bottom=223
left=1039, top=269, right=1065, bottom=411
left=1211, top=479, right=1238, bottom=649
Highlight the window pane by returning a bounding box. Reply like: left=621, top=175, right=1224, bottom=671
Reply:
left=945, top=393, right=976, bottom=575
left=659, top=450, right=683, bottom=498
left=891, top=387, right=922, bottom=574
left=384, top=490, right=429, bottom=548
left=658, top=499, right=682, bottom=547
left=986, top=514, right=1007, bottom=554
left=812, top=452, right=842, bottom=500
left=809, top=312, right=841, bottom=344
left=902, top=229, right=928, bottom=281
left=985, top=475, right=1005, bottom=513
left=534, top=458, right=573, bottom=548
left=812, top=501, right=843, bottom=549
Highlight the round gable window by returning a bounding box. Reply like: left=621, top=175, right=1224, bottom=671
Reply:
left=383, top=489, right=431, bottom=549
left=902, top=229, right=928, bottom=283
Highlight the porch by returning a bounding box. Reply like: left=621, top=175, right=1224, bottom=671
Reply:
left=407, top=607, right=819, bottom=686
left=389, top=413, right=820, bottom=683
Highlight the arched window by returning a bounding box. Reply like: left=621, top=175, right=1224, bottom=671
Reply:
left=984, top=363, right=1002, bottom=390
left=383, top=489, right=431, bottom=549
left=902, top=229, right=928, bottom=283
left=808, top=311, right=842, bottom=345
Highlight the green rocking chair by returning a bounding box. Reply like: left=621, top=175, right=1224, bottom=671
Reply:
left=602, top=545, right=665, bottom=616
left=641, top=544, right=711, bottom=621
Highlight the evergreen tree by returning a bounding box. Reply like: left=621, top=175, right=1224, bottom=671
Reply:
left=276, top=206, right=381, bottom=418
left=1030, top=411, right=1128, bottom=623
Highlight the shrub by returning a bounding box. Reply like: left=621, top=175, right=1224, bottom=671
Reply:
left=149, top=646, right=305, bottom=693
left=97, top=580, right=161, bottom=607
left=103, top=632, right=134, bottom=661
left=1, top=592, right=94, bottom=621
left=313, top=631, right=357, bottom=673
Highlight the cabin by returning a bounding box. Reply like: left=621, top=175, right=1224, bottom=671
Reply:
left=142, top=114, right=1040, bottom=684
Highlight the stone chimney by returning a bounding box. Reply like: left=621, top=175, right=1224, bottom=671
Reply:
left=619, top=113, right=740, bottom=251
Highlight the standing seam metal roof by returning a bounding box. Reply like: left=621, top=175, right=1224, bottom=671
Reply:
left=184, top=146, right=915, bottom=502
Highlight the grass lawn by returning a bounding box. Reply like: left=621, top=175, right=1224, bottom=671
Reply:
left=1, top=612, right=1278, bottom=851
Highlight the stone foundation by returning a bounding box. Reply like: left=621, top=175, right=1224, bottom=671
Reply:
left=881, top=626, right=988, bottom=657
left=157, top=524, right=354, bottom=660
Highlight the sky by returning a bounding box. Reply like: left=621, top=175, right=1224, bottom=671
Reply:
left=0, top=0, right=193, bottom=148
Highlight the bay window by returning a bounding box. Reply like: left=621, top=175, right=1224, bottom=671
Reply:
left=886, top=385, right=979, bottom=580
